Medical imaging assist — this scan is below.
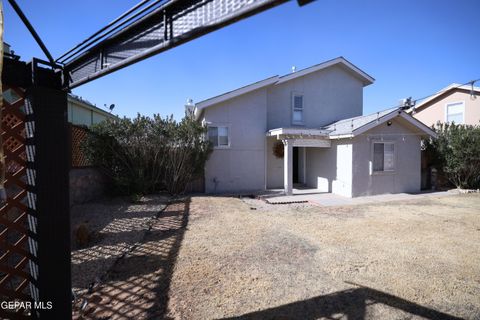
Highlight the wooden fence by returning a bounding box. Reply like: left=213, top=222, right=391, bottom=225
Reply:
left=69, top=124, right=91, bottom=168
left=0, top=85, right=39, bottom=319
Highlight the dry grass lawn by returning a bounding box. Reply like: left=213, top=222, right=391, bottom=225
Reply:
left=166, top=194, right=480, bottom=319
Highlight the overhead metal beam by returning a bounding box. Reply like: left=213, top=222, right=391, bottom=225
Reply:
left=63, top=0, right=312, bottom=89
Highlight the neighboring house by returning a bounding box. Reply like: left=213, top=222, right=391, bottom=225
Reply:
left=193, top=57, right=436, bottom=197
left=411, top=83, right=480, bottom=127
left=68, top=94, right=115, bottom=126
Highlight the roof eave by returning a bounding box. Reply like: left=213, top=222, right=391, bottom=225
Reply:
left=276, top=57, right=374, bottom=86
left=195, top=76, right=278, bottom=111
left=352, top=109, right=437, bottom=138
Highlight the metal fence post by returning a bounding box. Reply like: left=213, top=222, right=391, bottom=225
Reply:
left=26, top=62, right=71, bottom=318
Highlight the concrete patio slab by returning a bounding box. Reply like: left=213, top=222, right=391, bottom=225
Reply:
left=263, top=189, right=456, bottom=206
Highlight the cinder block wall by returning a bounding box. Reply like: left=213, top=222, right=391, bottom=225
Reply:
left=69, top=168, right=106, bottom=205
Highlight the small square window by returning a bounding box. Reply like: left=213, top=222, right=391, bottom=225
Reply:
left=208, top=126, right=229, bottom=148
left=446, top=102, right=464, bottom=124
left=373, top=142, right=395, bottom=172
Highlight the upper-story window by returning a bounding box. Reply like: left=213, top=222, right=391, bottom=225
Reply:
left=292, top=93, right=304, bottom=125
left=445, top=102, right=465, bottom=124
left=208, top=126, right=230, bottom=148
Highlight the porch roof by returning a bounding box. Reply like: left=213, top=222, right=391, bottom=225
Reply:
left=323, top=108, right=437, bottom=138
left=267, top=127, right=330, bottom=139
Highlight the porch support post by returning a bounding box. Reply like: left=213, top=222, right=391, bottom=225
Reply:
left=283, top=139, right=293, bottom=195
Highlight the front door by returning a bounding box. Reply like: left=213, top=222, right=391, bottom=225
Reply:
left=293, top=147, right=299, bottom=183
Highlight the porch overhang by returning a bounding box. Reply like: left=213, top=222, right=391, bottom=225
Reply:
left=267, top=127, right=331, bottom=147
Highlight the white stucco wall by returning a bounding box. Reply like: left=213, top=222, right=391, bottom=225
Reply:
left=305, top=141, right=352, bottom=197
left=68, top=99, right=111, bottom=126
left=203, top=89, right=268, bottom=193
left=267, top=65, right=364, bottom=130
left=351, top=118, right=422, bottom=197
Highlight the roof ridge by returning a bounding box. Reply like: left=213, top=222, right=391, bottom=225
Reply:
left=195, top=57, right=374, bottom=115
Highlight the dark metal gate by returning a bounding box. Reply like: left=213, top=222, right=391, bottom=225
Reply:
left=1, top=57, right=70, bottom=319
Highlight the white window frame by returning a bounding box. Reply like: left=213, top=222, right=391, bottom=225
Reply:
left=444, top=101, right=465, bottom=124
left=207, top=125, right=231, bottom=149
left=291, top=92, right=305, bottom=125
left=371, top=141, right=396, bottom=175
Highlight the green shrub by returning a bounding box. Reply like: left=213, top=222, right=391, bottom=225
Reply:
left=424, top=122, right=480, bottom=189
left=83, top=113, right=212, bottom=196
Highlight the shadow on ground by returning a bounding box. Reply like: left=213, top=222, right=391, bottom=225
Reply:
left=73, top=198, right=190, bottom=320
left=222, top=282, right=462, bottom=320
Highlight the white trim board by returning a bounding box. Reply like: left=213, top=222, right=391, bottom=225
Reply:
left=292, top=139, right=331, bottom=147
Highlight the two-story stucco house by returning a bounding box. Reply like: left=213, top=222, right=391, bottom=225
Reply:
left=411, top=83, right=480, bottom=127
left=193, top=57, right=436, bottom=197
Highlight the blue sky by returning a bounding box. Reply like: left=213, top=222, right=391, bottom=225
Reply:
left=5, top=0, right=480, bottom=119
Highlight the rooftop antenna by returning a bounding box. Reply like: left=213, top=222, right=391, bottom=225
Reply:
left=399, top=97, right=415, bottom=110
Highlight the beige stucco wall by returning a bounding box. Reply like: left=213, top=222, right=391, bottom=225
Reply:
left=267, top=64, right=364, bottom=130
left=203, top=88, right=268, bottom=193
left=413, top=91, right=480, bottom=127
left=351, top=117, right=422, bottom=197
left=305, top=140, right=352, bottom=197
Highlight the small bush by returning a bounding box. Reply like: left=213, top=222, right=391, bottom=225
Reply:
left=83, top=113, right=212, bottom=196
left=424, top=122, right=480, bottom=189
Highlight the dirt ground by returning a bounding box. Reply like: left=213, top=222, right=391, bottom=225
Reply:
left=71, top=195, right=169, bottom=295
left=165, top=194, right=480, bottom=319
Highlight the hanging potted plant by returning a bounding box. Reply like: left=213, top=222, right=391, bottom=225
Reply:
left=273, top=141, right=284, bottom=158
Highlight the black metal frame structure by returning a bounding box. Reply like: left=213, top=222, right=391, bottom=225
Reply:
left=62, top=0, right=313, bottom=89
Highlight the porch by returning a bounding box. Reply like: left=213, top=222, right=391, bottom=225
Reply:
left=266, top=127, right=332, bottom=195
